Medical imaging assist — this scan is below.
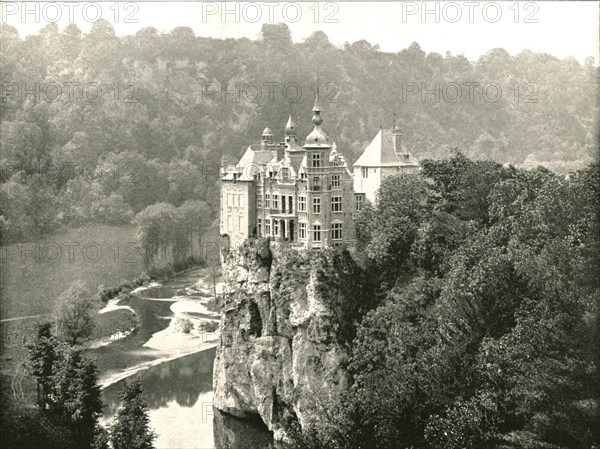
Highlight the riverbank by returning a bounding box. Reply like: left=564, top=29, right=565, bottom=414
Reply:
left=87, top=266, right=223, bottom=388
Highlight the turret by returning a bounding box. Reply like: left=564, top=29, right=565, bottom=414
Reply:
left=261, top=126, right=273, bottom=149
left=285, top=114, right=297, bottom=144
left=304, top=83, right=330, bottom=148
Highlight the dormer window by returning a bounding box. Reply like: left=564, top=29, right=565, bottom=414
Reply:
left=282, top=168, right=290, bottom=182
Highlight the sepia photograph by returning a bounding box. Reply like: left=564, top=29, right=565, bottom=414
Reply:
left=0, top=1, right=598, bottom=448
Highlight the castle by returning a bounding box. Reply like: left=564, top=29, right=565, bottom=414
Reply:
left=220, top=92, right=419, bottom=250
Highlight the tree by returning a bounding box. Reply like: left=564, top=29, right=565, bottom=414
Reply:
left=26, top=321, right=58, bottom=407
left=53, top=281, right=95, bottom=345
left=367, top=174, right=430, bottom=284
left=52, top=346, right=103, bottom=447
left=110, top=379, right=156, bottom=449
left=134, top=202, right=177, bottom=267
left=92, top=426, right=110, bottom=449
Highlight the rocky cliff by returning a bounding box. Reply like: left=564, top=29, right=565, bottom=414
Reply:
left=213, top=239, right=367, bottom=440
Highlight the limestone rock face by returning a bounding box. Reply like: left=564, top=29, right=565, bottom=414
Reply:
left=213, top=240, right=356, bottom=439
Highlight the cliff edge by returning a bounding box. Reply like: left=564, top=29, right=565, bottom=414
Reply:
left=213, top=239, right=366, bottom=440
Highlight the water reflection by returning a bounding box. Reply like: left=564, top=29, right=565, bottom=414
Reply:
left=213, top=410, right=286, bottom=449
left=101, top=348, right=278, bottom=449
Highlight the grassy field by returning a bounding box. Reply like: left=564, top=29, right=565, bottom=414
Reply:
left=0, top=225, right=144, bottom=320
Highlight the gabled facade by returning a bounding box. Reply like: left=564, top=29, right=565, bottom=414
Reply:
left=353, top=126, right=420, bottom=204
left=220, top=96, right=420, bottom=251
left=220, top=95, right=354, bottom=250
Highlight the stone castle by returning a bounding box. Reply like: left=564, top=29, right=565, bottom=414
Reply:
left=220, top=91, right=419, bottom=250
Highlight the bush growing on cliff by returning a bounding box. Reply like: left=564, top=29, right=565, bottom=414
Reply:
left=311, top=248, right=381, bottom=344
left=239, top=237, right=272, bottom=268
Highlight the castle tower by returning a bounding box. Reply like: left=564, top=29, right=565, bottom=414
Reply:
left=353, top=115, right=420, bottom=204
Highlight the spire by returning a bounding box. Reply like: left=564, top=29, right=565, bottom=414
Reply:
left=285, top=113, right=296, bottom=137
left=312, top=79, right=323, bottom=126
left=304, top=76, right=330, bottom=147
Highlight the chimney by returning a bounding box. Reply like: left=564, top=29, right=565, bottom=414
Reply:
left=276, top=142, right=285, bottom=160
left=392, top=124, right=402, bottom=154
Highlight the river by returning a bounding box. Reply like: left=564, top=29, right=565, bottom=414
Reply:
left=93, top=267, right=278, bottom=449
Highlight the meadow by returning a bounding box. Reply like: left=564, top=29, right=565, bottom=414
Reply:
left=0, top=225, right=145, bottom=320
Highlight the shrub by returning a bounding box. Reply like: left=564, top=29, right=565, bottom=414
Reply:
left=203, top=298, right=220, bottom=313
left=197, top=320, right=218, bottom=333
left=174, top=316, right=193, bottom=333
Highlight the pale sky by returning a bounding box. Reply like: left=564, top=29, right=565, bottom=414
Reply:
left=3, top=1, right=599, bottom=64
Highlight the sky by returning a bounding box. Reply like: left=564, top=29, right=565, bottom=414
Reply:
left=3, top=1, right=599, bottom=64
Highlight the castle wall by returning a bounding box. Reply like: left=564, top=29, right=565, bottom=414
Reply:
left=353, top=165, right=382, bottom=204
left=220, top=180, right=256, bottom=249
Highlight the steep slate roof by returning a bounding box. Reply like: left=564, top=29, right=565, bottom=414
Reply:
left=237, top=146, right=277, bottom=180
left=353, top=128, right=418, bottom=167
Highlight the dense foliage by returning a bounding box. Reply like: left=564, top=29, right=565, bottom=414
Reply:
left=25, top=322, right=105, bottom=448
left=110, top=379, right=156, bottom=449
left=53, top=281, right=96, bottom=345
left=1, top=22, right=597, bottom=244
left=292, top=155, right=599, bottom=449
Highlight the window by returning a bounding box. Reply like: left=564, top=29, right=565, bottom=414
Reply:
left=288, top=196, right=293, bottom=213
left=313, top=225, right=321, bottom=242
left=265, top=219, right=271, bottom=235
left=313, top=197, right=321, bottom=214
left=331, top=196, right=342, bottom=212
left=331, top=222, right=342, bottom=240
left=301, top=172, right=306, bottom=180
left=227, top=193, right=232, bottom=206
left=281, top=196, right=286, bottom=213
left=265, top=194, right=270, bottom=209
left=237, top=215, right=242, bottom=230
left=274, top=220, right=279, bottom=237
left=282, top=168, right=290, bottom=182
left=332, top=174, right=340, bottom=188
left=312, top=153, right=321, bottom=168
left=355, top=194, right=364, bottom=211
left=312, top=176, right=321, bottom=191
left=257, top=218, right=262, bottom=236
left=361, top=167, right=369, bottom=178
left=273, top=195, right=279, bottom=210
left=298, top=196, right=306, bottom=212
left=299, top=222, right=306, bottom=239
